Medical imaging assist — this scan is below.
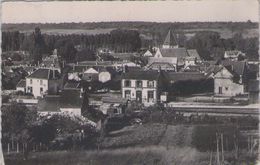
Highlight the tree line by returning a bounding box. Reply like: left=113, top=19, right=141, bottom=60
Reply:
left=2, top=28, right=142, bottom=63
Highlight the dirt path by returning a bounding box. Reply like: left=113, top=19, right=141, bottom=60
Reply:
left=159, top=125, right=194, bottom=148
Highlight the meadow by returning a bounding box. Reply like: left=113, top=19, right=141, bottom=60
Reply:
left=4, top=123, right=258, bottom=165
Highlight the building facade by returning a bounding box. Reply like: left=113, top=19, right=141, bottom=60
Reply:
left=121, top=70, right=166, bottom=106
left=26, top=68, right=61, bottom=97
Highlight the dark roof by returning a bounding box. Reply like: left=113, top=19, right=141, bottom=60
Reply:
left=37, top=96, right=61, bottom=112
left=102, top=97, right=127, bottom=104
left=110, top=53, right=135, bottom=61
left=160, top=48, right=189, bottom=58
left=60, top=89, right=83, bottom=108
left=166, top=72, right=206, bottom=82
left=64, top=81, right=80, bottom=89
left=163, top=30, right=178, bottom=46
left=248, top=80, right=259, bottom=92
left=27, top=68, right=60, bottom=79
left=16, top=79, right=26, bottom=88
left=187, top=49, right=201, bottom=60
left=221, top=60, right=247, bottom=76
left=122, top=70, right=161, bottom=81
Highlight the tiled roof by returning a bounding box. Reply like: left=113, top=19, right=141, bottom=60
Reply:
left=16, top=79, right=26, bottom=88
left=27, top=68, right=60, bottom=79
left=122, top=70, right=161, bottom=81
left=166, top=72, right=206, bottom=82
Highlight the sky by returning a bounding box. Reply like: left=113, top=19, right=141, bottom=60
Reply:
left=2, top=0, right=259, bottom=23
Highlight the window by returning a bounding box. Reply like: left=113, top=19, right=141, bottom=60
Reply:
left=125, top=90, right=131, bottom=99
left=148, top=91, right=154, bottom=101
left=40, top=80, right=43, bottom=85
left=40, top=87, right=43, bottom=93
left=147, top=81, right=154, bottom=88
left=30, top=79, right=32, bottom=84
left=124, top=80, right=131, bottom=87
left=136, top=81, right=142, bottom=88
left=27, top=87, right=33, bottom=93
left=218, top=87, right=222, bottom=94
left=225, top=87, right=228, bottom=91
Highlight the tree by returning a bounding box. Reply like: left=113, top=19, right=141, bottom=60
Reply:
left=1, top=103, right=38, bottom=154
left=32, top=27, right=45, bottom=64
left=55, top=39, right=77, bottom=63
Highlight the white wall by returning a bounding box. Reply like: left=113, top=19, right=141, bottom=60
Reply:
left=26, top=78, right=48, bottom=97
left=214, top=67, right=245, bottom=96
left=122, top=79, right=157, bottom=104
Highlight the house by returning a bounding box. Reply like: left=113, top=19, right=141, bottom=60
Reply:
left=224, top=50, right=245, bottom=61
left=37, top=90, right=83, bottom=117
left=146, top=57, right=177, bottom=71
left=82, top=67, right=99, bottom=81
left=99, top=97, right=128, bottom=116
left=121, top=70, right=167, bottom=106
left=16, top=79, right=26, bottom=92
left=40, top=55, right=61, bottom=72
left=26, top=68, right=61, bottom=97
left=213, top=61, right=248, bottom=96
left=150, top=30, right=201, bottom=70
left=60, top=89, right=83, bottom=116
left=16, top=79, right=26, bottom=93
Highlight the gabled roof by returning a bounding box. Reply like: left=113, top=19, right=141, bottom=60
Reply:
left=143, top=50, right=153, bottom=57
left=122, top=70, right=161, bottom=81
left=27, top=68, right=60, bottom=80
left=163, top=30, right=178, bottom=47
left=84, top=67, right=99, bottom=74
left=220, top=60, right=247, bottom=76
left=187, top=49, right=201, bottom=60
left=16, top=79, right=26, bottom=88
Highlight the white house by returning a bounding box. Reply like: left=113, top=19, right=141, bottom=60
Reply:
left=213, top=61, right=248, bottom=96
left=26, top=68, right=61, bottom=97
left=82, top=67, right=99, bottom=81
left=121, top=70, right=167, bottom=106
left=224, top=50, right=245, bottom=61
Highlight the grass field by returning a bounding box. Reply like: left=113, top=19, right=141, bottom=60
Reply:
left=4, top=123, right=258, bottom=165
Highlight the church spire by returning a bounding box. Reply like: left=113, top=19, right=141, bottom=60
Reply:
left=162, top=29, right=179, bottom=49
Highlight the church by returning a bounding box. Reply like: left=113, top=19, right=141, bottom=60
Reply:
left=146, top=30, right=201, bottom=72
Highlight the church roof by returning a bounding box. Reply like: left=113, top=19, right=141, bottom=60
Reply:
left=163, top=30, right=178, bottom=47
